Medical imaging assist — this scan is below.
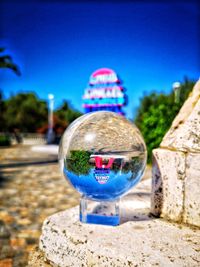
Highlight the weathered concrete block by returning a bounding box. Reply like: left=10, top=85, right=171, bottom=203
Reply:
left=37, top=206, right=200, bottom=267
left=184, top=153, right=200, bottom=227
left=161, top=80, right=200, bottom=152
left=152, top=80, right=200, bottom=227
left=151, top=149, right=185, bottom=222
left=28, top=247, right=51, bottom=267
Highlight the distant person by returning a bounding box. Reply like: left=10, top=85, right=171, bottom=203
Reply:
left=13, top=128, right=22, bottom=144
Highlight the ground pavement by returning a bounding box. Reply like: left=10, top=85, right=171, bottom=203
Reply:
left=0, top=145, right=79, bottom=266
left=0, top=145, right=151, bottom=266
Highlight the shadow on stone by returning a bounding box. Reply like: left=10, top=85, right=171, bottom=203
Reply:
left=120, top=207, right=155, bottom=224
left=119, top=190, right=154, bottom=224
left=151, top=155, right=163, bottom=217
left=126, top=192, right=151, bottom=198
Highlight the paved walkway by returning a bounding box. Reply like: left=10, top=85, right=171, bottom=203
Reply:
left=0, top=145, right=151, bottom=266
left=0, top=145, right=79, bottom=266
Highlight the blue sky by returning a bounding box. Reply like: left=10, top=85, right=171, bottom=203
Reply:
left=0, top=0, right=199, bottom=119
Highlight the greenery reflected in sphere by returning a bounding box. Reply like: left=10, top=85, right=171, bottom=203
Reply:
left=59, top=111, right=147, bottom=201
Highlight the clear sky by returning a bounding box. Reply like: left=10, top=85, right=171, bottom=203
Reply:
left=0, top=0, right=199, bottom=119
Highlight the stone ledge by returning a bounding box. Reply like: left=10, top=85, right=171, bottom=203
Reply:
left=28, top=247, right=51, bottom=267
left=35, top=181, right=200, bottom=267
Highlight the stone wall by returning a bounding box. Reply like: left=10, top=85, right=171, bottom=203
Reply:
left=151, top=79, right=200, bottom=227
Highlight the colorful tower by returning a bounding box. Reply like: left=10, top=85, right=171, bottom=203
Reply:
left=82, top=68, right=127, bottom=115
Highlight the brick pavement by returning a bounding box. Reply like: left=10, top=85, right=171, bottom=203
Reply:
left=0, top=145, right=79, bottom=266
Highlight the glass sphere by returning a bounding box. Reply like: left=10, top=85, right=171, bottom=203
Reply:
left=59, top=111, right=147, bottom=201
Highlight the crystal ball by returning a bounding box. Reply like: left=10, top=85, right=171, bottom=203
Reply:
left=59, top=111, right=147, bottom=201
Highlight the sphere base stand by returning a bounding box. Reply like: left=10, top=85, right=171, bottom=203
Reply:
left=80, top=196, right=120, bottom=226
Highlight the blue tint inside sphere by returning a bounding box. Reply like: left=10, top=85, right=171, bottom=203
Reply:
left=59, top=111, right=147, bottom=201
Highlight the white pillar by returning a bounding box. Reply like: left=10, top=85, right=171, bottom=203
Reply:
left=47, top=94, right=55, bottom=144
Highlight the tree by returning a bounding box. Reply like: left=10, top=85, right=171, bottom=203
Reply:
left=37, top=114, right=68, bottom=136
left=0, top=90, right=6, bottom=130
left=134, top=77, right=195, bottom=162
left=3, top=92, right=48, bottom=132
left=55, top=100, right=82, bottom=124
left=0, top=48, right=21, bottom=130
left=37, top=100, right=83, bottom=136
left=65, top=150, right=91, bottom=175
left=1, top=92, right=82, bottom=134
left=0, top=48, right=21, bottom=76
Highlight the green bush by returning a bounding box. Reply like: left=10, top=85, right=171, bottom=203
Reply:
left=0, top=135, right=11, bottom=146
left=65, top=150, right=91, bottom=175
left=134, top=77, right=195, bottom=162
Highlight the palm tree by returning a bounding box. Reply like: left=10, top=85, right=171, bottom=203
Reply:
left=0, top=47, right=21, bottom=75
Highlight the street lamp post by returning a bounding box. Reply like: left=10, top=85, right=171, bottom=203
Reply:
left=173, top=82, right=181, bottom=103
left=47, top=94, right=55, bottom=144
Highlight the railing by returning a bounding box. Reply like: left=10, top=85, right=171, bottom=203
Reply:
left=21, top=133, right=46, bottom=145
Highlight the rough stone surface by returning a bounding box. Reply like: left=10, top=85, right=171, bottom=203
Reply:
left=37, top=205, right=200, bottom=267
left=28, top=247, right=51, bottom=267
left=152, top=80, right=200, bottom=227
left=151, top=149, right=185, bottom=222
left=161, top=79, right=200, bottom=152
left=184, top=153, right=200, bottom=227
left=31, top=178, right=200, bottom=267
